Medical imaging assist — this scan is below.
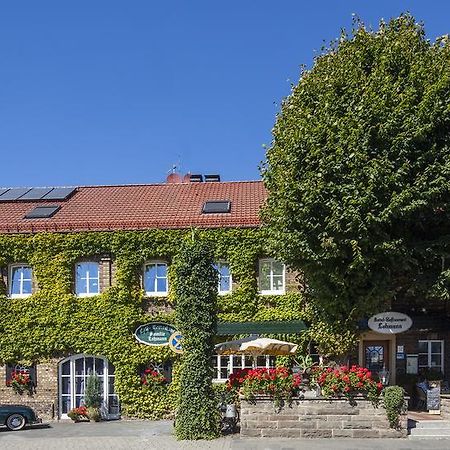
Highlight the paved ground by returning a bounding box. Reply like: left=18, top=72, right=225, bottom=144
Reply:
left=1, top=420, right=450, bottom=450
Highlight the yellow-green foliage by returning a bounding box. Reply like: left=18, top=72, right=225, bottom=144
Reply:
left=0, top=228, right=351, bottom=419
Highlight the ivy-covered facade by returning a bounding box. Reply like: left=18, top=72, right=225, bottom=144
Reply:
left=0, top=180, right=316, bottom=420
left=2, top=180, right=447, bottom=419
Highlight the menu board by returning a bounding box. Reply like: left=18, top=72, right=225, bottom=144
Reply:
left=427, top=386, right=441, bottom=411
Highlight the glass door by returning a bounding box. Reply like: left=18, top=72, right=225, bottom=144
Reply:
left=59, top=355, right=120, bottom=419
left=364, top=341, right=389, bottom=377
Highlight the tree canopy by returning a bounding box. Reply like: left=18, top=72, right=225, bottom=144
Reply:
left=262, top=14, right=450, bottom=324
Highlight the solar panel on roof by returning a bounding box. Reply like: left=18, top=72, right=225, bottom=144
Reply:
left=19, top=187, right=53, bottom=201
left=41, top=187, right=77, bottom=200
left=0, top=188, right=32, bottom=201
left=202, top=201, right=231, bottom=214
left=24, top=205, right=61, bottom=219
left=0, top=188, right=10, bottom=197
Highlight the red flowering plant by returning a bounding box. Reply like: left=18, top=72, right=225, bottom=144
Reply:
left=310, top=365, right=382, bottom=404
left=141, top=369, right=167, bottom=388
left=67, top=406, right=89, bottom=421
left=226, top=367, right=302, bottom=407
left=6, top=370, right=34, bottom=395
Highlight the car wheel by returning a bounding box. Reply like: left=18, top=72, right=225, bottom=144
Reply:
left=6, top=413, right=26, bottom=431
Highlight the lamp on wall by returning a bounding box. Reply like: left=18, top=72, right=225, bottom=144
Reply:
left=379, top=366, right=390, bottom=386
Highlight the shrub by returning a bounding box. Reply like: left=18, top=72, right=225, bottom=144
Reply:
left=87, top=406, right=101, bottom=422
left=84, top=373, right=102, bottom=408
left=383, top=386, right=406, bottom=429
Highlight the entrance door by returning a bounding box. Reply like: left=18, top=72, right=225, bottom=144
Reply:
left=59, top=355, right=120, bottom=419
left=364, top=341, right=389, bottom=375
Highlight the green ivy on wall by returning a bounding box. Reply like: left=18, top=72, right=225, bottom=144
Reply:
left=0, top=228, right=346, bottom=419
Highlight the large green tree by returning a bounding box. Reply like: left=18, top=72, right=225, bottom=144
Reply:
left=262, top=15, right=450, bottom=326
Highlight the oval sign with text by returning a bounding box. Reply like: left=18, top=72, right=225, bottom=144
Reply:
left=134, top=322, right=176, bottom=346
left=368, top=312, right=412, bottom=334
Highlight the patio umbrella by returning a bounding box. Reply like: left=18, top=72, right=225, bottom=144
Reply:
left=215, top=336, right=298, bottom=357
left=240, top=337, right=298, bottom=356
left=214, top=335, right=259, bottom=355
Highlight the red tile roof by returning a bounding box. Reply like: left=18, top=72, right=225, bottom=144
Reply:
left=0, top=181, right=266, bottom=234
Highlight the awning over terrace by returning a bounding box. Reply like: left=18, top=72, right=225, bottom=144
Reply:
left=216, top=320, right=307, bottom=335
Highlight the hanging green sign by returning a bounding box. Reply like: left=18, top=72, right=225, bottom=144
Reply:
left=134, top=322, right=176, bottom=346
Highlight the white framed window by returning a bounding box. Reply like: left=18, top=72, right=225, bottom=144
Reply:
left=9, top=265, right=33, bottom=298
left=75, top=262, right=100, bottom=297
left=258, top=258, right=285, bottom=295
left=214, top=262, right=232, bottom=294
left=144, top=261, right=168, bottom=296
left=418, top=340, right=444, bottom=373
left=212, top=354, right=276, bottom=382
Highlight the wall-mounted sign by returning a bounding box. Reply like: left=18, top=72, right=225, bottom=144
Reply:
left=169, top=332, right=183, bottom=354
left=406, top=354, right=418, bottom=375
left=368, top=312, right=412, bottom=334
left=134, top=322, right=176, bottom=346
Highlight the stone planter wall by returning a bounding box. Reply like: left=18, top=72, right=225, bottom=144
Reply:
left=441, top=395, right=450, bottom=418
left=240, top=396, right=407, bottom=439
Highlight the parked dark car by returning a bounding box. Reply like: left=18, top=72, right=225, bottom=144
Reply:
left=0, top=405, right=42, bottom=431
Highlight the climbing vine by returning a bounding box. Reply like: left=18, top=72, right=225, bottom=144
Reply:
left=0, top=228, right=352, bottom=419
left=174, top=239, right=220, bottom=439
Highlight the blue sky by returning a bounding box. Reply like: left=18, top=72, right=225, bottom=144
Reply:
left=1, top=1, right=450, bottom=187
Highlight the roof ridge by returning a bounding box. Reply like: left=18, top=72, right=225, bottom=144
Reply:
left=0, top=180, right=263, bottom=190
left=77, top=180, right=263, bottom=189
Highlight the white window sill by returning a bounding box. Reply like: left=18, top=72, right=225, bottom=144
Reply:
left=259, top=290, right=285, bottom=296
left=145, top=292, right=168, bottom=297
left=9, top=294, right=32, bottom=299
left=218, top=290, right=232, bottom=296
left=77, top=293, right=100, bottom=298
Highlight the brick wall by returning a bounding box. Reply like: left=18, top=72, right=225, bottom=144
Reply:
left=285, top=268, right=305, bottom=293
left=240, top=396, right=407, bottom=439
left=0, top=360, right=59, bottom=420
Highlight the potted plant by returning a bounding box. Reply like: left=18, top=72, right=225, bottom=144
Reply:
left=84, top=372, right=102, bottom=422
left=68, top=406, right=89, bottom=422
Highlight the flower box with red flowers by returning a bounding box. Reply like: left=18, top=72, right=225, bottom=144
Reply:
left=141, top=369, right=167, bottom=388
left=6, top=370, right=34, bottom=396
left=310, top=365, right=382, bottom=404
left=227, top=367, right=302, bottom=407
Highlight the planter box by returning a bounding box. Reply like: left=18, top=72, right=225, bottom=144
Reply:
left=240, top=395, right=407, bottom=438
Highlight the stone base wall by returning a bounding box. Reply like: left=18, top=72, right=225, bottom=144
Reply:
left=0, top=360, right=59, bottom=420
left=441, top=395, right=450, bottom=418
left=240, top=396, right=407, bottom=438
